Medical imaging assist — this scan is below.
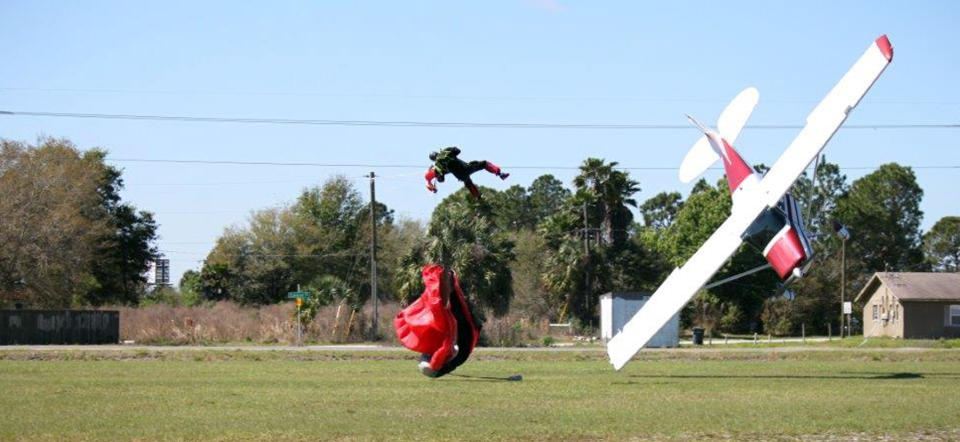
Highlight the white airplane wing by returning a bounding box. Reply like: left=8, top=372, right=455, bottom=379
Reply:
left=607, top=206, right=757, bottom=370
left=607, top=36, right=893, bottom=371
left=760, top=36, right=893, bottom=206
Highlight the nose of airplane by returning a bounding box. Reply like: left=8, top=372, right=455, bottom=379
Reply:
left=764, top=226, right=806, bottom=279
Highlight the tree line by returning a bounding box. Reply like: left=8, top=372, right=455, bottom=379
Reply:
left=182, top=152, right=957, bottom=336
left=2, top=137, right=958, bottom=337
left=0, top=138, right=159, bottom=307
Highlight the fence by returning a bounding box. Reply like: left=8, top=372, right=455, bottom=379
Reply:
left=0, top=310, right=120, bottom=345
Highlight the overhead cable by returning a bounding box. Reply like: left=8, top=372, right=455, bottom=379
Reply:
left=2, top=110, right=958, bottom=130
left=107, top=157, right=960, bottom=171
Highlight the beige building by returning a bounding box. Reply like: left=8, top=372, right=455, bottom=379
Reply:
left=854, top=272, right=960, bottom=339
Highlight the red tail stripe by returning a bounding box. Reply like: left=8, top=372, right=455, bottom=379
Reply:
left=721, top=139, right=754, bottom=194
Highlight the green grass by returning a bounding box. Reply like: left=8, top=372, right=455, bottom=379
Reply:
left=2, top=349, right=959, bottom=440
left=689, top=336, right=960, bottom=349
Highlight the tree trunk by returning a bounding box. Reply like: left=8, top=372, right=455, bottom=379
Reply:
left=333, top=299, right=345, bottom=338
left=346, top=309, right=356, bottom=341
left=439, top=267, right=453, bottom=306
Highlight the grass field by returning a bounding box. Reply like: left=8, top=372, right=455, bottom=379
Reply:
left=690, top=336, right=960, bottom=349
left=2, top=348, right=959, bottom=440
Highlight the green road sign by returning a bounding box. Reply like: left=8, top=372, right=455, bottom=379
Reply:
left=287, top=291, right=310, bottom=299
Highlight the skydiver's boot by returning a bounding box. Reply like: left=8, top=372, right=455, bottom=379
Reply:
left=484, top=161, right=509, bottom=180
left=418, top=353, right=439, bottom=378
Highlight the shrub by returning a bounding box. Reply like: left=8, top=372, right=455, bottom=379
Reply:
left=761, top=297, right=797, bottom=336
left=115, top=300, right=403, bottom=345
left=480, top=315, right=552, bottom=347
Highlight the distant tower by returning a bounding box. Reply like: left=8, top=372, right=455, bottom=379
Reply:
left=146, top=258, right=171, bottom=286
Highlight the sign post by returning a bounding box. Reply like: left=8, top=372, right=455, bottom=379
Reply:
left=287, top=287, right=310, bottom=346
left=843, top=301, right=853, bottom=337
left=833, top=221, right=850, bottom=338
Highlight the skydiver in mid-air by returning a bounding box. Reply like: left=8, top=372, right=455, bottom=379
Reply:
left=424, top=146, right=509, bottom=200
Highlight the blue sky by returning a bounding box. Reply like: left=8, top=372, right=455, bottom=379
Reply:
left=2, top=1, right=958, bottom=283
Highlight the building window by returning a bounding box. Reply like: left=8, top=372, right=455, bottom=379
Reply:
left=872, top=304, right=878, bottom=321
left=950, top=305, right=960, bottom=326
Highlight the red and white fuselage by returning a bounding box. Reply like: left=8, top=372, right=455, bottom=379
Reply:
left=687, top=116, right=813, bottom=280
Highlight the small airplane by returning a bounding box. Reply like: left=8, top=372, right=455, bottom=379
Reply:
left=607, top=35, right=893, bottom=370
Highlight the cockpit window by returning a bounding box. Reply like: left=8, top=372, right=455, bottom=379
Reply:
left=742, top=207, right=787, bottom=252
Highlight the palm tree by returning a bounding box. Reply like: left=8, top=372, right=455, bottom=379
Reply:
left=541, top=238, right=584, bottom=322
left=395, top=190, right=515, bottom=317
left=573, top=158, right=641, bottom=247
left=302, top=274, right=360, bottom=339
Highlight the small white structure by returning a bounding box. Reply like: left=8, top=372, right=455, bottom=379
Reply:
left=600, top=292, right=679, bottom=348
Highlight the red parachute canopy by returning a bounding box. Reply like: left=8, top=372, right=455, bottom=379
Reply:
left=394, top=265, right=479, bottom=374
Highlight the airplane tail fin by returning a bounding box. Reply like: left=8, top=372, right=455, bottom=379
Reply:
left=678, top=87, right=759, bottom=183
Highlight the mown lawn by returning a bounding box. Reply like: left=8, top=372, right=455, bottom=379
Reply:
left=698, top=336, right=960, bottom=349
left=1, top=349, right=959, bottom=440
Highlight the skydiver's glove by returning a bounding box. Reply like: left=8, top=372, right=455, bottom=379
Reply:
left=425, top=168, right=439, bottom=193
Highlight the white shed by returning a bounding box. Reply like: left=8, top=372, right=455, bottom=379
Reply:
left=600, top=292, right=679, bottom=348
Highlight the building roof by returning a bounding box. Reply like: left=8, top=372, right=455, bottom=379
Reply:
left=599, top=292, right=652, bottom=300
left=854, top=272, right=960, bottom=303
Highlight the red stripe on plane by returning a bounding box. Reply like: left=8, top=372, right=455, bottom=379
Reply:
left=721, top=139, right=755, bottom=195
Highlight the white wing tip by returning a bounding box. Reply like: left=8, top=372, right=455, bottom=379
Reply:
left=608, top=355, right=628, bottom=371
left=606, top=337, right=637, bottom=370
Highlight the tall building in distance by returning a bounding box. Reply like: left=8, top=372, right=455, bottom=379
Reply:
left=146, top=259, right=171, bottom=286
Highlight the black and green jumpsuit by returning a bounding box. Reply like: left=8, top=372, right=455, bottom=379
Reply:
left=424, top=147, right=505, bottom=199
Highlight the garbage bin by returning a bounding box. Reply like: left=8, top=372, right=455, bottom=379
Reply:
left=692, top=328, right=704, bottom=346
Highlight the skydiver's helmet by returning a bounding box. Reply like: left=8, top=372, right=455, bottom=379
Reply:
left=429, top=152, right=438, bottom=161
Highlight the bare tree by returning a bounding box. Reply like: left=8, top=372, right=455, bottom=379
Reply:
left=0, top=138, right=111, bottom=307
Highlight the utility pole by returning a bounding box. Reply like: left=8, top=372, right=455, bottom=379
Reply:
left=369, top=172, right=379, bottom=339
left=296, top=284, right=302, bottom=346
left=582, top=202, right=589, bottom=254
left=582, top=202, right=590, bottom=316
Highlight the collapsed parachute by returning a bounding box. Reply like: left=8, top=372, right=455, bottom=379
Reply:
left=394, top=265, right=479, bottom=378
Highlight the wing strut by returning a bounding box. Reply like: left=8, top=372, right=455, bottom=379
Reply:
left=703, top=263, right=772, bottom=289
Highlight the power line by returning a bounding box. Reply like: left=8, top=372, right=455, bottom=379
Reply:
left=112, top=158, right=423, bottom=168
left=2, top=110, right=958, bottom=130
left=153, top=211, right=249, bottom=214
left=106, top=157, right=960, bottom=172
left=4, top=87, right=960, bottom=105
left=126, top=178, right=320, bottom=186
left=160, top=249, right=365, bottom=258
